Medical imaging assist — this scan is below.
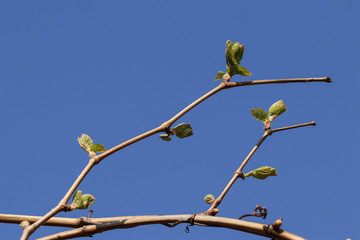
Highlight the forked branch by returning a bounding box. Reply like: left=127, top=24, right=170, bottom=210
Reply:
left=206, top=121, right=316, bottom=215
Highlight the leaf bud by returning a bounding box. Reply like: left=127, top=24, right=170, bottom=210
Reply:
left=244, top=166, right=277, bottom=180
left=204, top=194, right=215, bottom=204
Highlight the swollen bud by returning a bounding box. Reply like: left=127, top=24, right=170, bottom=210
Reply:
left=244, top=166, right=278, bottom=180
left=204, top=194, right=215, bottom=204
left=268, top=100, right=287, bottom=122
left=213, top=208, right=220, bottom=214
left=272, top=218, right=283, bottom=229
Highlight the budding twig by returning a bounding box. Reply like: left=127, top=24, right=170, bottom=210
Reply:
left=206, top=121, right=316, bottom=215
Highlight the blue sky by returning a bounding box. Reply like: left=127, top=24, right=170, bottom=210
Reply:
left=0, top=1, right=359, bottom=239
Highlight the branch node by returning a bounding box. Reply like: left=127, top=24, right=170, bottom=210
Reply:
left=20, top=221, right=30, bottom=230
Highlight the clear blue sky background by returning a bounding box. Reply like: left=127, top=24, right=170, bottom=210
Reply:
left=0, top=1, right=358, bottom=239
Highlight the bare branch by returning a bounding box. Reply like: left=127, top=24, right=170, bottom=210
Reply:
left=225, top=77, right=331, bottom=88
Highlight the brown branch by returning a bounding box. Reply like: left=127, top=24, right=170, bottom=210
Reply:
left=0, top=213, right=305, bottom=240
left=19, top=77, right=328, bottom=239
left=206, top=121, right=316, bottom=215
left=225, top=77, right=331, bottom=88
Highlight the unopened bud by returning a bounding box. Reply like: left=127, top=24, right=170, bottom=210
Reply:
left=272, top=218, right=283, bottom=229
left=213, top=208, right=220, bottom=214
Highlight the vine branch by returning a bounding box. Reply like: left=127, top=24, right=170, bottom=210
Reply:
left=0, top=213, right=305, bottom=240
left=19, top=77, right=329, bottom=239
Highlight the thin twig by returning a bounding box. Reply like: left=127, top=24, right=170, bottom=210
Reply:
left=19, top=77, right=328, bottom=239
left=206, top=121, right=316, bottom=215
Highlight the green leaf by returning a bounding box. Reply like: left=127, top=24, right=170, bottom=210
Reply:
left=215, top=71, right=226, bottom=81
left=72, top=190, right=82, bottom=205
left=231, top=42, right=244, bottom=64
left=80, top=194, right=95, bottom=209
left=77, top=134, right=93, bottom=152
left=225, top=40, right=237, bottom=67
left=204, top=194, right=215, bottom=204
left=173, top=123, right=193, bottom=139
left=268, top=100, right=287, bottom=121
left=250, top=108, right=269, bottom=123
left=159, top=134, right=172, bottom=142
left=244, top=166, right=277, bottom=180
left=71, top=190, right=84, bottom=209
left=227, top=65, right=251, bottom=77
left=90, top=143, right=106, bottom=153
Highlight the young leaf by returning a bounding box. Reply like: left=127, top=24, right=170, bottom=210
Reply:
left=231, top=42, right=244, bottom=64
left=225, top=40, right=237, bottom=67
left=159, top=134, right=172, bottom=142
left=204, top=194, right=215, bottom=204
left=244, top=166, right=277, bottom=180
left=90, top=143, right=106, bottom=153
left=77, top=134, right=93, bottom=152
left=71, top=190, right=95, bottom=209
left=215, top=71, right=226, bottom=81
left=227, top=65, right=251, bottom=77
left=173, top=123, right=193, bottom=139
left=268, top=100, right=287, bottom=121
left=80, top=194, right=95, bottom=209
left=71, top=190, right=83, bottom=209
left=250, top=108, right=269, bottom=123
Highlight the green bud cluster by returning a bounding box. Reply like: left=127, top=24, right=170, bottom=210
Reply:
left=250, top=100, right=287, bottom=128
left=215, top=40, right=251, bottom=81
left=70, top=190, right=95, bottom=210
left=77, top=134, right=106, bottom=154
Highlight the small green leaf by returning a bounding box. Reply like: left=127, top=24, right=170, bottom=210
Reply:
left=80, top=194, right=95, bottom=209
left=77, top=134, right=93, bottom=152
left=71, top=190, right=84, bottom=209
left=250, top=108, right=269, bottom=123
left=268, top=100, right=287, bottom=122
left=225, top=40, right=237, bottom=67
left=215, top=71, right=226, bottom=81
left=227, top=65, right=251, bottom=77
left=204, top=194, right=215, bottom=204
left=231, top=42, right=244, bottom=64
left=90, top=143, right=106, bottom=153
left=72, top=190, right=82, bottom=205
left=244, top=166, right=277, bottom=180
left=71, top=190, right=95, bottom=209
left=159, top=134, right=172, bottom=142
left=173, top=123, right=193, bottom=139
